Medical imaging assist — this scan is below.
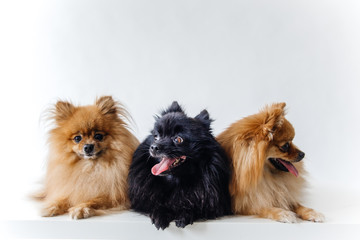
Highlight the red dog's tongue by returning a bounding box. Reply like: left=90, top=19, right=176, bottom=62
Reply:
left=151, top=157, right=176, bottom=176
left=278, top=159, right=299, bottom=177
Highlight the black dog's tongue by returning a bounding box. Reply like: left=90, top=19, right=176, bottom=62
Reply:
left=151, top=157, right=176, bottom=176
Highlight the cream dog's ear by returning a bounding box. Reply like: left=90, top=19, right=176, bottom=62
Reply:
left=95, top=96, right=133, bottom=126
left=231, top=138, right=269, bottom=194
left=95, top=96, right=118, bottom=115
left=260, top=102, right=286, bottom=141
left=54, top=100, right=75, bottom=123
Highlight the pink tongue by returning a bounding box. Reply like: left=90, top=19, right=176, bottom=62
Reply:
left=151, top=157, right=176, bottom=176
left=278, top=159, right=299, bottom=177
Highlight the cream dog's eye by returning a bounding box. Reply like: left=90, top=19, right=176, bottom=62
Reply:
left=94, top=133, right=104, bottom=141
left=73, top=135, right=82, bottom=143
left=280, top=142, right=290, bottom=152
left=173, top=136, right=183, bottom=144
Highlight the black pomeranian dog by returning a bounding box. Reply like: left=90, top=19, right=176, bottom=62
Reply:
left=128, top=101, right=231, bottom=230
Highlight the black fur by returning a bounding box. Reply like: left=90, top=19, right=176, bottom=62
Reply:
left=128, top=101, right=232, bottom=229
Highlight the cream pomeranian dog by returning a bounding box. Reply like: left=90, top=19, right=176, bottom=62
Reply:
left=35, top=96, right=139, bottom=219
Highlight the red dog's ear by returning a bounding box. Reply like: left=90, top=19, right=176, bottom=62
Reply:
left=261, top=102, right=286, bottom=141
left=54, top=101, right=75, bottom=122
left=231, top=139, right=269, bottom=194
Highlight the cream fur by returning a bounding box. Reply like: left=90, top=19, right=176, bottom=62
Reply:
left=36, top=96, right=139, bottom=219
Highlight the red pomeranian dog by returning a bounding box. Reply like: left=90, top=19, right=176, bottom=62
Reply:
left=217, top=103, right=324, bottom=223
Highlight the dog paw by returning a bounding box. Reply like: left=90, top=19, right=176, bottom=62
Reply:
left=41, top=204, right=66, bottom=217
left=301, top=210, right=325, bottom=223
left=175, top=214, right=194, bottom=228
left=41, top=205, right=61, bottom=217
left=295, top=206, right=325, bottom=223
left=277, top=210, right=298, bottom=223
left=69, top=206, right=95, bottom=219
left=150, top=211, right=172, bottom=230
left=175, top=218, right=193, bottom=228
left=151, top=217, right=171, bottom=230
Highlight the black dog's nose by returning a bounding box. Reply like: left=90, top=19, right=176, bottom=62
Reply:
left=84, top=144, right=94, bottom=154
left=150, top=144, right=159, bottom=152
left=150, top=144, right=163, bottom=156
left=297, top=151, right=305, bottom=161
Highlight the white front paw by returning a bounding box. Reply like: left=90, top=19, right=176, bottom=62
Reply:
left=305, top=210, right=325, bottom=222
left=278, top=210, right=298, bottom=223
left=69, top=206, right=94, bottom=219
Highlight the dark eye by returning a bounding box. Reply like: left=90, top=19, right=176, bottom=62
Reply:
left=94, top=133, right=104, bottom=141
left=74, top=135, right=82, bottom=143
left=154, top=135, right=159, bottom=141
left=280, top=142, right=290, bottom=152
left=173, top=136, right=183, bottom=144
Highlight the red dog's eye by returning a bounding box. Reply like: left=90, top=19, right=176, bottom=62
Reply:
left=280, top=142, right=290, bottom=152
left=174, top=136, right=183, bottom=144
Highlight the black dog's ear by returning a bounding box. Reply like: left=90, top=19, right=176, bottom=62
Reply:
left=195, top=109, right=212, bottom=128
left=153, top=114, right=161, bottom=121
left=161, top=101, right=184, bottom=115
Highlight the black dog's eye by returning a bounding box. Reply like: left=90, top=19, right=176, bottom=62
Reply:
left=173, top=136, right=183, bottom=144
left=280, top=142, right=290, bottom=152
left=154, top=135, right=160, bottom=141
left=73, top=135, right=82, bottom=143
left=94, top=133, right=104, bottom=141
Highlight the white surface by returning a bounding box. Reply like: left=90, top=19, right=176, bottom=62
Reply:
left=0, top=0, right=360, bottom=239
left=1, top=184, right=360, bottom=239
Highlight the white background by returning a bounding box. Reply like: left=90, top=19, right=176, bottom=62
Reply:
left=0, top=0, right=359, bottom=212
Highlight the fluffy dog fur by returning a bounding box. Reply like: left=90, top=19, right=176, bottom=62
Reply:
left=217, top=102, right=324, bottom=223
left=128, top=101, right=231, bottom=229
left=35, top=96, right=139, bottom=219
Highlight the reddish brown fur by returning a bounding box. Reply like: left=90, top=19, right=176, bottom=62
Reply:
left=37, top=96, right=139, bottom=219
left=217, top=103, right=324, bottom=223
